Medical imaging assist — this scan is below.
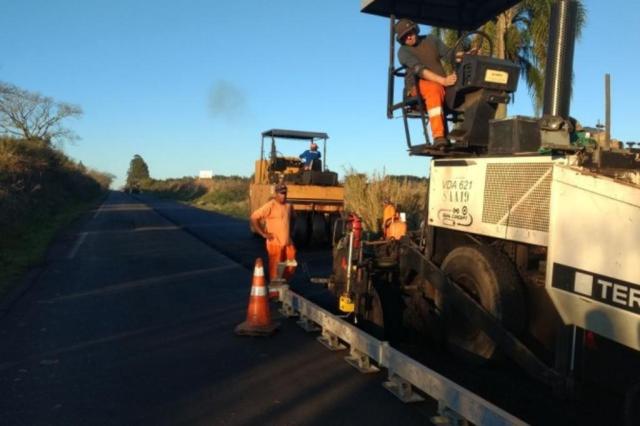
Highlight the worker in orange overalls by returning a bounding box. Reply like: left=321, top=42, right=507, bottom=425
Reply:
left=250, top=183, right=297, bottom=282
left=395, top=18, right=458, bottom=149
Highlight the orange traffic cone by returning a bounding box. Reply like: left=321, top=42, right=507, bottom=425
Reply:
left=235, top=258, right=279, bottom=336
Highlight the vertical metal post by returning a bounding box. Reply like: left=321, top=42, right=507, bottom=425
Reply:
left=605, top=73, right=611, bottom=149
left=258, top=135, right=265, bottom=184
left=403, top=111, right=413, bottom=149
left=270, top=136, right=276, bottom=162
left=569, top=325, right=577, bottom=372
left=345, top=231, right=355, bottom=294
left=322, top=137, right=327, bottom=171
left=387, top=15, right=396, bottom=119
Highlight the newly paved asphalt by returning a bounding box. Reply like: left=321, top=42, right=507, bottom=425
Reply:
left=2, top=191, right=629, bottom=426
left=0, top=191, right=439, bottom=426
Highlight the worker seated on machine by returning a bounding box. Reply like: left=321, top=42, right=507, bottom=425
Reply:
left=299, top=142, right=321, bottom=171
left=395, top=19, right=476, bottom=150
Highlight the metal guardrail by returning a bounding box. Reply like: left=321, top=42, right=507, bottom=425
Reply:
left=277, top=287, right=528, bottom=426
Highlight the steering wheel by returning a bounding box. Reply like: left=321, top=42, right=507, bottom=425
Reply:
left=448, top=30, right=494, bottom=66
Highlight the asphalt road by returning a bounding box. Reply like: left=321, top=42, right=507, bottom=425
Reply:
left=1, top=191, right=630, bottom=426
left=0, top=191, right=439, bottom=426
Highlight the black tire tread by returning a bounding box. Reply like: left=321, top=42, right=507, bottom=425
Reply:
left=439, top=245, right=526, bottom=362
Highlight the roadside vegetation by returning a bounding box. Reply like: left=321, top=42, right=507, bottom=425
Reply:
left=134, top=174, right=250, bottom=218
left=191, top=177, right=250, bottom=217
left=124, top=154, right=249, bottom=218
left=0, top=82, right=111, bottom=298
left=343, top=169, right=428, bottom=233
left=129, top=160, right=428, bottom=230
left=0, top=137, right=112, bottom=297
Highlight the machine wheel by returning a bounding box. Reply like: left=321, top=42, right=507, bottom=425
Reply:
left=362, top=288, right=385, bottom=338
left=292, top=212, right=310, bottom=247
left=329, top=213, right=342, bottom=247
left=310, top=213, right=328, bottom=246
left=360, top=283, right=404, bottom=341
left=437, top=245, right=526, bottom=363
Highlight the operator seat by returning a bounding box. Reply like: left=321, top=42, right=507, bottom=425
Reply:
left=391, top=66, right=459, bottom=153
left=310, top=159, right=322, bottom=171
left=444, top=54, right=520, bottom=149
left=390, top=51, right=520, bottom=154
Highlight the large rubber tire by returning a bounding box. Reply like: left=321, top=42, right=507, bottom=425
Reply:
left=329, top=213, right=342, bottom=247
left=360, top=281, right=404, bottom=342
left=438, top=245, right=526, bottom=363
left=362, top=288, right=385, bottom=339
left=292, top=212, right=310, bottom=247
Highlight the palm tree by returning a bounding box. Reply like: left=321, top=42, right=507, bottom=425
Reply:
left=486, top=0, right=586, bottom=115
left=433, top=0, right=586, bottom=116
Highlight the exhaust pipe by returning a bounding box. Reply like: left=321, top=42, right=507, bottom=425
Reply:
left=542, top=0, right=578, bottom=120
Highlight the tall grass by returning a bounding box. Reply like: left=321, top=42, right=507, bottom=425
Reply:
left=140, top=177, right=207, bottom=201
left=344, top=168, right=428, bottom=232
left=140, top=176, right=250, bottom=218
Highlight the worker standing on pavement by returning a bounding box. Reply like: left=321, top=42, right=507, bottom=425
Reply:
left=395, top=18, right=457, bottom=149
left=299, top=142, right=321, bottom=170
left=250, top=183, right=297, bottom=282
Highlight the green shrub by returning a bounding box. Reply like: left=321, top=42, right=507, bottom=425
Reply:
left=0, top=138, right=111, bottom=233
left=0, top=137, right=112, bottom=294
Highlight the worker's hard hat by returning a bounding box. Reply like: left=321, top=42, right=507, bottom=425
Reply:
left=395, top=19, right=419, bottom=43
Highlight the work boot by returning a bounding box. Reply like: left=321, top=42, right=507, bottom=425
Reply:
left=433, top=137, right=451, bottom=150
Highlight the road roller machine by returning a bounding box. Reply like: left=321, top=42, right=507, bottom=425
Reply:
left=249, top=129, right=344, bottom=246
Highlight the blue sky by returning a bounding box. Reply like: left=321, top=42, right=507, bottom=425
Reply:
left=2, top=1, right=639, bottom=187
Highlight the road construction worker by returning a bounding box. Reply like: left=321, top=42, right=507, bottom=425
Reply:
left=250, top=183, right=297, bottom=282
left=395, top=18, right=457, bottom=149
left=299, top=142, right=321, bottom=170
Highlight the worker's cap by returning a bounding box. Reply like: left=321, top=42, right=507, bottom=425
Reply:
left=275, top=183, right=288, bottom=194
left=395, top=18, right=419, bottom=43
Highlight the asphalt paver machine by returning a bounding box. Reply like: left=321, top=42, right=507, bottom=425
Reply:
left=249, top=129, right=344, bottom=246
left=327, top=0, right=640, bottom=416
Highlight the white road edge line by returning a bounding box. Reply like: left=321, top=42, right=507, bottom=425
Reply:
left=67, top=232, right=88, bottom=260
left=92, top=200, right=107, bottom=220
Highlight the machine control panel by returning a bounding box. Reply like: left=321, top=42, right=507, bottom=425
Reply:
left=458, top=55, right=520, bottom=94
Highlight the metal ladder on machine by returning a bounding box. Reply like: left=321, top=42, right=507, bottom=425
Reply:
left=390, top=67, right=460, bottom=158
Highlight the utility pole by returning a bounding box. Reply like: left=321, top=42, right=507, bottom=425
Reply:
left=605, top=73, right=611, bottom=149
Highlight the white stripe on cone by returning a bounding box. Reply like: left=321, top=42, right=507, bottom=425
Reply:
left=254, top=267, right=264, bottom=277
left=251, top=286, right=267, bottom=297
